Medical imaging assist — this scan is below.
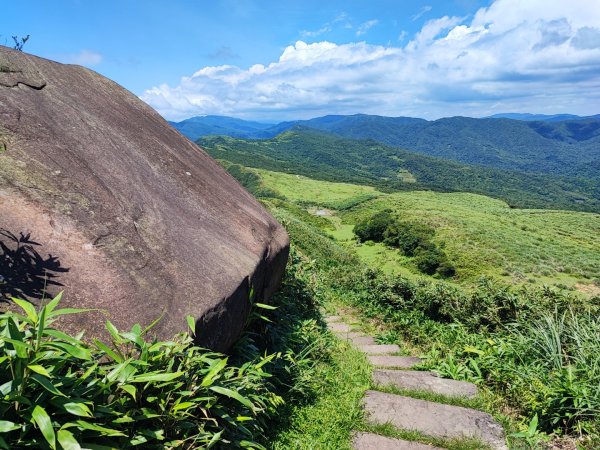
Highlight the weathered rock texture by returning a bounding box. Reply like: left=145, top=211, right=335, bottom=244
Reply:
left=0, top=46, right=289, bottom=351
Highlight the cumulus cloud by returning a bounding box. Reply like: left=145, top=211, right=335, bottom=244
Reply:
left=356, top=19, right=379, bottom=36
left=142, top=0, right=600, bottom=121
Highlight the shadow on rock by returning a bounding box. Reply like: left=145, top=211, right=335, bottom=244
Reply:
left=0, top=228, right=69, bottom=302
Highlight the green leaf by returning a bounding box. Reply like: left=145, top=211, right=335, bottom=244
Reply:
left=94, top=340, right=123, bottom=363
left=209, top=386, right=254, bottom=409
left=105, top=320, right=122, bottom=344
left=172, top=401, right=196, bottom=412
left=28, top=364, right=52, bottom=378
left=63, top=402, right=93, bottom=418
left=31, top=374, right=66, bottom=397
left=46, top=342, right=91, bottom=360
left=36, top=301, right=48, bottom=350
left=32, top=405, right=56, bottom=449
left=254, top=303, right=277, bottom=310
left=186, top=315, right=196, bottom=334
left=528, top=414, right=539, bottom=435
left=0, top=420, right=20, bottom=433
left=73, top=420, right=126, bottom=437
left=47, top=308, right=92, bottom=318
left=200, top=358, right=228, bottom=387
left=3, top=338, right=31, bottom=359
left=119, top=384, right=136, bottom=400
left=57, top=428, right=81, bottom=450
left=12, top=298, right=38, bottom=323
left=42, top=292, right=63, bottom=316
left=131, top=371, right=184, bottom=383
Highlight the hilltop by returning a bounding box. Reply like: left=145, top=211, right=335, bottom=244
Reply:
left=198, top=128, right=600, bottom=213
left=173, top=113, right=600, bottom=179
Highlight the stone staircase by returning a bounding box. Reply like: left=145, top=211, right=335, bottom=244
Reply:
left=325, top=315, right=508, bottom=450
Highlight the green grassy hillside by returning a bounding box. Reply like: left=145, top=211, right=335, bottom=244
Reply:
left=198, top=129, right=600, bottom=213
left=241, top=167, right=600, bottom=295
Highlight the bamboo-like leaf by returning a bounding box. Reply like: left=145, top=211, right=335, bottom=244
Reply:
left=0, top=420, right=20, bottom=433
left=46, top=343, right=91, bottom=361
left=3, top=338, right=32, bottom=358
left=31, top=374, right=66, bottom=397
left=47, top=308, right=92, bottom=318
left=57, top=428, right=81, bottom=450
left=32, top=405, right=56, bottom=449
left=42, top=292, right=63, bottom=315
left=131, top=371, right=184, bottom=383
left=12, top=298, right=37, bottom=323
left=200, top=358, right=228, bottom=387
left=105, top=320, right=122, bottom=343
left=94, top=340, right=123, bottom=363
left=119, top=384, right=137, bottom=400
left=35, top=304, right=47, bottom=350
left=74, top=420, right=126, bottom=437
left=63, top=402, right=93, bottom=418
left=186, top=315, right=196, bottom=334
left=254, top=303, right=277, bottom=310
left=209, top=386, right=254, bottom=409
left=27, top=364, right=52, bottom=378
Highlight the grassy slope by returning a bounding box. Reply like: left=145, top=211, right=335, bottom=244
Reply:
left=254, top=168, right=600, bottom=292
left=198, top=129, right=600, bottom=213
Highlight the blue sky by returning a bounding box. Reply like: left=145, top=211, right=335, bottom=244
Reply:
left=3, top=0, right=600, bottom=121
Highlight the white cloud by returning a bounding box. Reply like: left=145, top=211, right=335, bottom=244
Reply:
left=142, top=0, right=600, bottom=121
left=412, top=5, right=432, bottom=22
left=356, top=19, right=379, bottom=36
left=60, top=49, right=103, bottom=66
left=300, top=25, right=332, bottom=38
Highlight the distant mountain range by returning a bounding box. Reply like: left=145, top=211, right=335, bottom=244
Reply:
left=171, top=113, right=600, bottom=179
left=485, top=113, right=600, bottom=121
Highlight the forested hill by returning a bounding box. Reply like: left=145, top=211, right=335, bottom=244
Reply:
left=174, top=113, right=600, bottom=179
left=197, top=128, right=600, bottom=213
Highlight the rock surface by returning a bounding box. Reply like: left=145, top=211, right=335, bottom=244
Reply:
left=363, top=391, right=507, bottom=449
left=352, top=432, right=444, bottom=450
left=0, top=46, right=289, bottom=351
left=373, top=370, right=478, bottom=398
left=357, top=344, right=400, bottom=355
left=367, top=355, right=423, bottom=369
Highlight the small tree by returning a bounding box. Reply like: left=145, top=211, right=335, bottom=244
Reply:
left=12, top=34, right=30, bottom=51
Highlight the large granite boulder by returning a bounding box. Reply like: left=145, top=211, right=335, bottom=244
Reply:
left=0, top=46, right=289, bottom=351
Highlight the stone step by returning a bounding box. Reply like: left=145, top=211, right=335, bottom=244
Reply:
left=353, top=432, right=444, bottom=450
left=363, top=391, right=507, bottom=450
left=348, top=335, right=377, bottom=346
left=324, top=315, right=342, bottom=323
left=336, top=331, right=377, bottom=346
left=368, top=355, right=423, bottom=369
left=373, top=370, right=478, bottom=398
left=358, top=344, right=401, bottom=355
left=328, top=322, right=354, bottom=333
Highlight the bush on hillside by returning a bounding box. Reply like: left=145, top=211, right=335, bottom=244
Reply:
left=353, top=210, right=394, bottom=243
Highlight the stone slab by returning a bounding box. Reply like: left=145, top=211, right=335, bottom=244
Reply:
left=363, top=391, right=507, bottom=450
left=358, top=344, right=400, bottom=355
left=349, top=335, right=377, bottom=346
left=373, top=370, right=478, bottom=398
left=368, top=356, right=423, bottom=369
left=328, top=322, right=353, bottom=333
left=353, top=432, right=444, bottom=450
left=324, top=315, right=342, bottom=323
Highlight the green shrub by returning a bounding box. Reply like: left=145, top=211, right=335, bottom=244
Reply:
left=353, top=210, right=394, bottom=242
left=383, top=221, right=435, bottom=256
left=0, top=295, right=284, bottom=449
